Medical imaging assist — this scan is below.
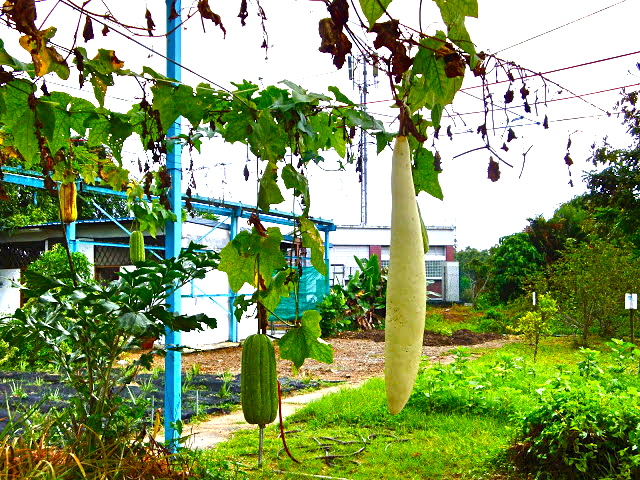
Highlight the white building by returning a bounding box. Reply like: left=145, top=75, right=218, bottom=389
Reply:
left=0, top=218, right=460, bottom=347
left=329, top=225, right=460, bottom=302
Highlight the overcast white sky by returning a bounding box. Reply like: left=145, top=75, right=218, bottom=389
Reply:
left=5, top=0, right=639, bottom=250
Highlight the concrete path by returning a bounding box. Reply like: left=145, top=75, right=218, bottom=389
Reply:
left=179, top=383, right=361, bottom=450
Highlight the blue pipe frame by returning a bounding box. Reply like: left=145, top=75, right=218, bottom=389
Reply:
left=1, top=168, right=336, bottom=448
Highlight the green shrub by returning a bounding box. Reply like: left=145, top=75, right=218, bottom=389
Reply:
left=424, top=312, right=453, bottom=335
left=4, top=243, right=219, bottom=456
left=514, top=294, right=558, bottom=362
left=411, top=348, right=536, bottom=418
left=24, top=243, right=93, bottom=289
left=510, top=377, right=640, bottom=479
left=477, top=307, right=510, bottom=333
left=319, top=255, right=387, bottom=335
left=317, top=286, right=355, bottom=337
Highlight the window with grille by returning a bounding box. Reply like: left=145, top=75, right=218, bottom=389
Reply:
left=425, top=260, right=444, bottom=278
left=0, top=241, right=45, bottom=269
left=426, top=246, right=446, bottom=257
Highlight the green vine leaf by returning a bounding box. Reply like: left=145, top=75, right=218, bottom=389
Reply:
left=328, top=85, right=356, bottom=106
left=433, top=0, right=478, bottom=57
left=36, top=92, right=73, bottom=156
left=107, top=112, right=134, bottom=163
left=279, top=310, right=333, bottom=370
left=257, top=268, right=296, bottom=313
left=0, top=38, right=31, bottom=72
left=74, top=48, right=126, bottom=107
left=152, top=81, right=203, bottom=130
left=67, top=97, right=97, bottom=138
left=282, top=164, right=310, bottom=216
left=248, top=110, right=287, bottom=161
left=375, top=131, right=395, bottom=154
left=359, top=0, right=393, bottom=28
left=299, top=217, right=327, bottom=276
left=409, top=32, right=462, bottom=111
left=218, top=227, right=287, bottom=292
left=86, top=114, right=111, bottom=149
left=280, top=80, right=331, bottom=105
left=413, top=146, right=443, bottom=200
left=0, top=79, right=39, bottom=168
left=258, top=161, right=285, bottom=212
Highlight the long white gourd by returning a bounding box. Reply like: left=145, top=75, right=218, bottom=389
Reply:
left=385, top=135, right=427, bottom=415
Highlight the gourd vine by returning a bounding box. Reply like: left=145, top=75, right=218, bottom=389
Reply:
left=0, top=0, right=575, bottom=403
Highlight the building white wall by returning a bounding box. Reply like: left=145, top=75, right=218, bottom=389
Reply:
left=331, top=225, right=456, bottom=247
left=0, top=269, right=21, bottom=315
left=444, top=262, right=460, bottom=302
left=180, top=269, right=234, bottom=346
left=328, top=224, right=460, bottom=302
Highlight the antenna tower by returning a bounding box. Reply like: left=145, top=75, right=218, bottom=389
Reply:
left=348, top=55, right=378, bottom=226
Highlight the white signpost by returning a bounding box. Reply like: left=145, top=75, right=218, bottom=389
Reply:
left=625, top=293, right=637, bottom=343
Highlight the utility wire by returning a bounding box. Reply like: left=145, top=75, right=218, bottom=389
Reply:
left=58, top=0, right=234, bottom=96
left=463, top=50, right=640, bottom=92
left=494, top=0, right=628, bottom=54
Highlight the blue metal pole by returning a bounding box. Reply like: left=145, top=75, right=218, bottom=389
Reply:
left=66, top=180, right=80, bottom=254
left=164, top=0, right=183, bottom=449
left=228, top=210, right=238, bottom=342
left=324, top=229, right=331, bottom=294
left=66, top=222, right=77, bottom=253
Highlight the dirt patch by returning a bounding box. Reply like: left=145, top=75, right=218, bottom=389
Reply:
left=171, top=329, right=510, bottom=384
left=0, top=329, right=513, bottom=431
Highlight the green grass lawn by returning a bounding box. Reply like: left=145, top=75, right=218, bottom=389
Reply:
left=198, top=378, right=514, bottom=479
left=194, top=336, right=640, bottom=479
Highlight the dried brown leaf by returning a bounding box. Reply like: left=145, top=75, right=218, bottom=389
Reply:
left=238, top=0, right=248, bottom=26
left=82, top=16, right=94, bottom=42
left=145, top=9, right=155, bottom=36
left=488, top=157, right=500, bottom=182
left=198, top=0, right=226, bottom=37
left=504, top=89, right=514, bottom=104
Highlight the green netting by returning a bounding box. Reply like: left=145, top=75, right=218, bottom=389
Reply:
left=271, top=266, right=328, bottom=323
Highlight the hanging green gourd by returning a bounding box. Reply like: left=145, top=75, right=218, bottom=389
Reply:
left=241, top=333, right=278, bottom=467
left=129, top=229, right=145, bottom=263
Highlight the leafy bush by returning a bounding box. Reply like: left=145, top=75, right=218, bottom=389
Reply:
left=476, top=307, right=510, bottom=333
left=317, top=286, right=354, bottom=337
left=510, top=378, right=640, bottom=479
left=508, top=347, right=640, bottom=479
left=1, top=242, right=219, bottom=457
left=24, top=243, right=93, bottom=289
left=545, top=240, right=640, bottom=343
left=411, top=348, right=535, bottom=418
left=514, top=294, right=558, bottom=362
left=409, top=337, right=640, bottom=479
left=319, top=255, right=387, bottom=335
left=0, top=244, right=94, bottom=370
left=424, top=312, right=453, bottom=335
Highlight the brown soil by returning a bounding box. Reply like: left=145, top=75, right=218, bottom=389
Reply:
left=160, top=328, right=510, bottom=384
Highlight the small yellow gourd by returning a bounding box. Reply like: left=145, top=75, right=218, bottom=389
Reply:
left=59, top=182, right=78, bottom=224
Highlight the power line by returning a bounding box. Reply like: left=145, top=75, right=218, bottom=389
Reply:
left=455, top=82, right=640, bottom=119
left=463, top=50, right=640, bottom=92
left=58, top=0, right=234, bottom=96
left=494, top=0, right=628, bottom=54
